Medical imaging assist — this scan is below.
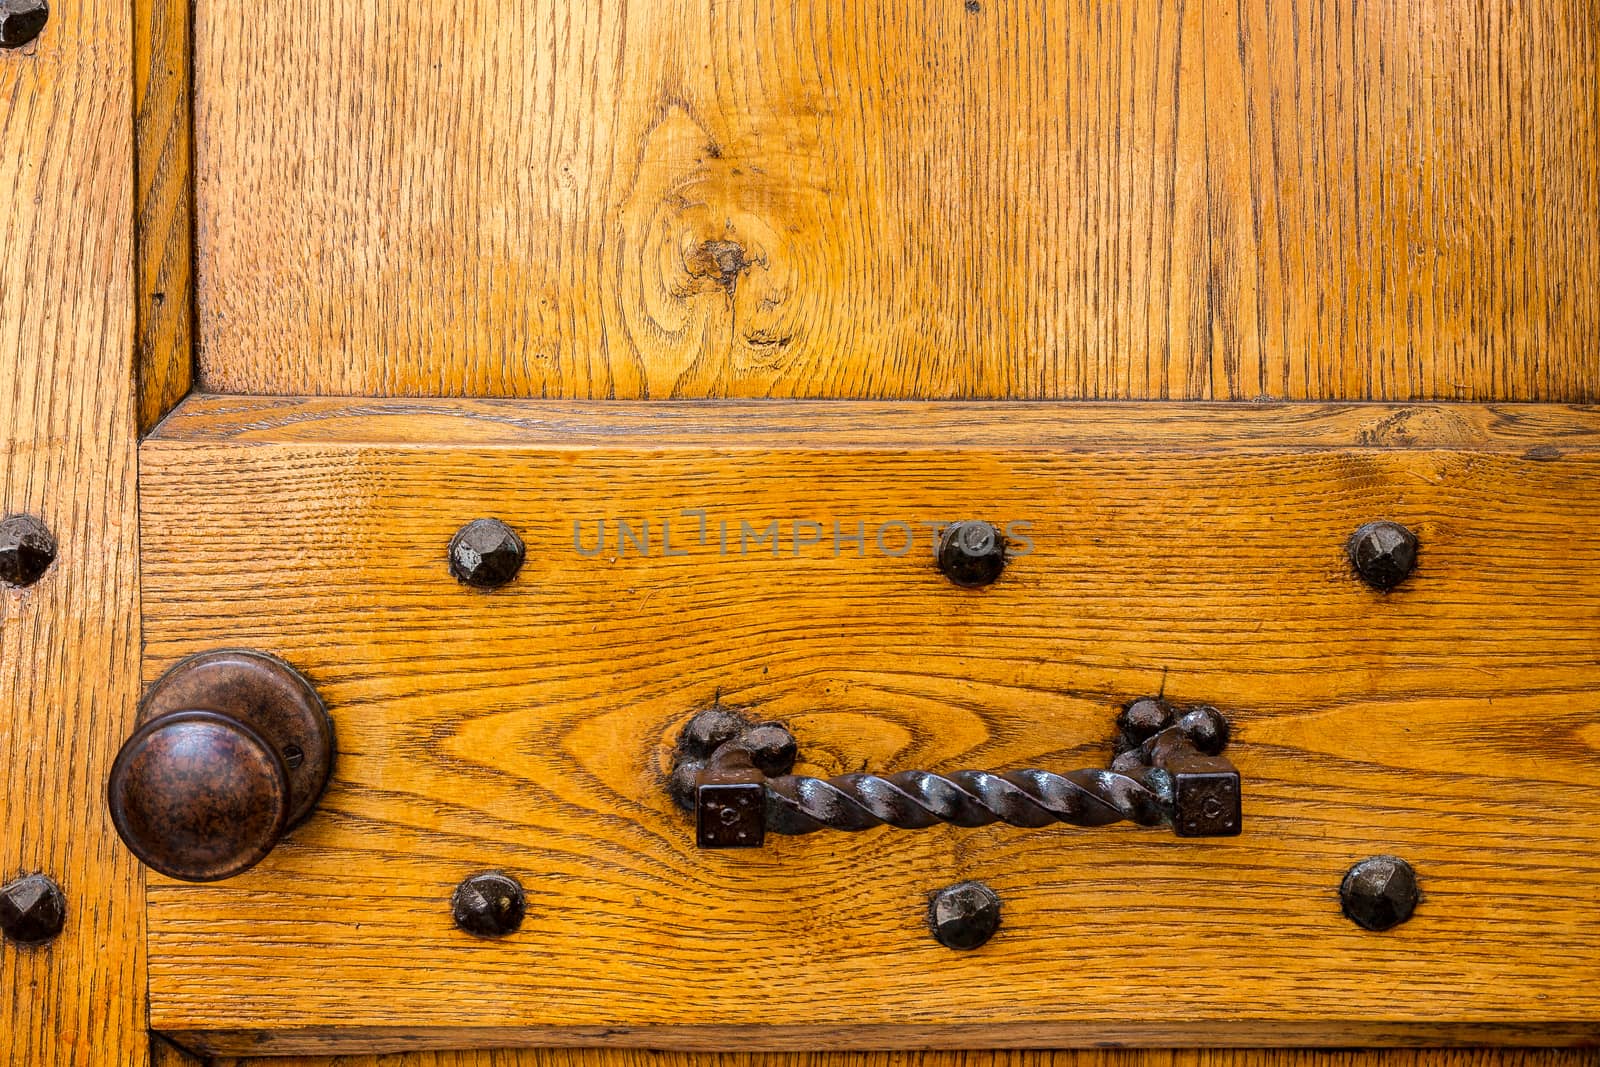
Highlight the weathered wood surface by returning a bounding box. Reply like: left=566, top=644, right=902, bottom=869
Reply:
left=153, top=1036, right=202, bottom=1066
left=0, top=0, right=148, bottom=1061
left=189, top=0, right=1600, bottom=402
left=135, top=0, right=193, bottom=433
left=152, top=395, right=1600, bottom=451
left=140, top=397, right=1600, bottom=1053
left=210, top=1050, right=1600, bottom=1067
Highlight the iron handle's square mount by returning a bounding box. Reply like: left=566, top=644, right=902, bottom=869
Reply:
left=1170, top=761, right=1243, bottom=838
left=669, top=699, right=1241, bottom=849
left=697, top=776, right=766, bottom=848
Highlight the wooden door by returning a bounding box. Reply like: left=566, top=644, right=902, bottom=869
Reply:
left=4, top=1, right=1600, bottom=1065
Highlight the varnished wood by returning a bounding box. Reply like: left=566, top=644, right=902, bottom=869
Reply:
left=140, top=397, right=1600, bottom=1052
left=190, top=0, right=1600, bottom=401
left=135, top=0, right=192, bottom=433
left=208, top=1051, right=1600, bottom=1067
left=171, top=1024, right=1600, bottom=1058
left=158, top=394, right=1600, bottom=452
left=0, top=0, right=148, bottom=1061
left=153, top=1035, right=203, bottom=1066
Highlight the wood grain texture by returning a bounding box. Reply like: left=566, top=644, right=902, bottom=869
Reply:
left=0, top=0, right=147, bottom=1061
left=208, top=1050, right=1600, bottom=1067
left=140, top=397, right=1600, bottom=1052
left=190, top=0, right=1600, bottom=402
left=135, top=0, right=193, bottom=433
left=153, top=1036, right=204, bottom=1066
left=168, top=1026, right=1600, bottom=1059
left=156, top=394, right=1600, bottom=451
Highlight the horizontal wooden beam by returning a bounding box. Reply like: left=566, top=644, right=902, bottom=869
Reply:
left=152, top=394, right=1600, bottom=452
left=172, top=1020, right=1600, bottom=1058
left=140, top=396, right=1600, bottom=1051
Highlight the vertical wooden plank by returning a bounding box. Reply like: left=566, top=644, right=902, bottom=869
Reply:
left=0, top=0, right=146, bottom=1060
left=1196, top=0, right=1254, bottom=399
left=135, top=0, right=193, bottom=432
left=1169, top=0, right=1212, bottom=399
left=1205, top=0, right=1600, bottom=402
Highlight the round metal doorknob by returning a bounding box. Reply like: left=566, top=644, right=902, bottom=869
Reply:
left=108, top=649, right=334, bottom=882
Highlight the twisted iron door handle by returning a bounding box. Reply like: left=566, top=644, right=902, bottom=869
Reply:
left=669, top=700, right=1241, bottom=848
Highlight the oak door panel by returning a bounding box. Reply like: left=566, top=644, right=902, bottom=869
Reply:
left=190, top=0, right=1600, bottom=401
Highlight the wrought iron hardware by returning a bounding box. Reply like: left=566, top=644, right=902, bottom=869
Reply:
left=108, top=649, right=335, bottom=882
left=669, top=700, right=1241, bottom=849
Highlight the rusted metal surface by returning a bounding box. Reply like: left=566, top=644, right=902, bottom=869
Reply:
left=670, top=699, right=1242, bottom=848
left=108, top=710, right=289, bottom=882
left=927, top=881, right=1002, bottom=950
left=1347, top=520, right=1420, bottom=591
left=935, top=519, right=1007, bottom=588
left=451, top=871, right=526, bottom=938
left=138, top=648, right=333, bottom=826
left=1123, top=705, right=1239, bottom=837
left=0, top=513, right=56, bottom=587
left=448, top=517, right=525, bottom=590
left=761, top=765, right=1173, bottom=836
left=670, top=708, right=790, bottom=847
left=1340, top=855, right=1421, bottom=931
left=1117, top=696, right=1171, bottom=746
left=108, top=649, right=334, bottom=882
left=0, top=873, right=66, bottom=945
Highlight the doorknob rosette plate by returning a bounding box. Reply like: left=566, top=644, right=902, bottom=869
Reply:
left=136, top=649, right=334, bottom=827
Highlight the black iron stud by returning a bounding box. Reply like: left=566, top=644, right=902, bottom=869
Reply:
left=451, top=871, right=526, bottom=938
left=0, top=0, right=48, bottom=49
left=0, top=514, right=56, bottom=587
left=1347, top=520, right=1419, bottom=592
left=927, top=880, right=1001, bottom=950
left=936, top=520, right=1006, bottom=588
left=448, top=518, right=525, bottom=590
left=1340, top=855, right=1419, bottom=931
left=0, top=874, right=66, bottom=945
